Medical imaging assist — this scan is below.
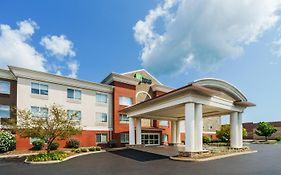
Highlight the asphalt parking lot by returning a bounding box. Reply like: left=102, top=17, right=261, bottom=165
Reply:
left=0, top=144, right=280, bottom=175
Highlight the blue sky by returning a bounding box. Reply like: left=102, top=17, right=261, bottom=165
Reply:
left=1, top=0, right=281, bottom=123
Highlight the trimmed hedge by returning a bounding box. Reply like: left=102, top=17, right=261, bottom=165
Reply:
left=49, top=142, right=59, bottom=150
left=32, top=140, right=45, bottom=150
left=27, top=151, right=68, bottom=162
left=66, top=139, right=80, bottom=148
left=0, top=131, right=16, bottom=153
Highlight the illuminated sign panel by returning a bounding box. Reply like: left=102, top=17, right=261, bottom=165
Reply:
left=134, top=73, right=152, bottom=84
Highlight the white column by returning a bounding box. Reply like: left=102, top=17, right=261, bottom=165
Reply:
left=195, top=104, right=203, bottom=151
left=185, top=103, right=195, bottom=152
left=171, top=121, right=177, bottom=144
left=129, top=117, right=135, bottom=145
left=176, top=120, right=181, bottom=144
left=237, top=112, right=243, bottom=148
left=230, top=112, right=239, bottom=148
left=136, top=118, right=142, bottom=145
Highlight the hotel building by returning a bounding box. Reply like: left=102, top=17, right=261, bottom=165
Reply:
left=0, top=66, right=220, bottom=150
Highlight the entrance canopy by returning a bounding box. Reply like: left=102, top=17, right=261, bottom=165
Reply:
left=121, top=78, right=255, bottom=120
left=121, top=78, right=255, bottom=153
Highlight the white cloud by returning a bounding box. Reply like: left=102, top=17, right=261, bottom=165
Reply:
left=0, top=19, right=79, bottom=78
left=40, top=35, right=75, bottom=59
left=67, top=60, right=79, bottom=78
left=272, top=38, right=281, bottom=56
left=134, top=0, right=281, bottom=75
left=0, top=19, right=46, bottom=71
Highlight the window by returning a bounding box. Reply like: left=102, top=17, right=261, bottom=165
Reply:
left=119, top=96, right=133, bottom=106
left=67, top=110, right=81, bottom=120
left=96, top=93, right=108, bottom=103
left=162, top=134, right=168, bottom=142
left=0, top=81, right=10, bottom=94
left=67, top=88, right=81, bottom=100
left=120, top=133, right=129, bottom=143
left=0, top=105, right=10, bottom=118
left=31, top=82, right=48, bottom=95
left=30, top=137, right=48, bottom=144
left=31, top=106, right=48, bottom=117
left=96, top=112, right=107, bottom=122
left=119, top=114, right=129, bottom=123
left=159, top=120, right=168, bottom=126
left=96, top=133, right=107, bottom=143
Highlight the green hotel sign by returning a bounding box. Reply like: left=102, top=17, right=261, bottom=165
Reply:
left=134, top=73, right=152, bottom=84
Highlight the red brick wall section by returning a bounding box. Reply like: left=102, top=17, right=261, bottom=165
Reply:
left=16, top=130, right=109, bottom=150
left=111, top=81, right=136, bottom=147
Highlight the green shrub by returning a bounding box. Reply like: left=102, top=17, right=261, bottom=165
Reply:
left=275, top=136, right=281, bottom=142
left=203, top=135, right=211, bottom=144
left=49, top=142, right=59, bottom=150
left=0, top=131, right=16, bottom=153
left=27, top=151, right=68, bottom=162
left=73, top=148, right=81, bottom=153
left=89, top=147, right=96, bottom=152
left=80, top=148, right=88, bottom=152
left=66, top=139, right=80, bottom=148
left=32, top=140, right=45, bottom=150
left=96, top=146, right=101, bottom=151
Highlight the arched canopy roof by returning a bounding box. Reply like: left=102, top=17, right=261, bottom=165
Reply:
left=193, top=78, right=247, bottom=102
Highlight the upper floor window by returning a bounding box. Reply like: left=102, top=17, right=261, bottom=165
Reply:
left=0, top=105, right=10, bottom=118
left=67, top=110, right=81, bottom=121
left=119, top=96, right=133, bottom=106
left=96, top=112, right=108, bottom=122
left=119, top=114, right=129, bottom=123
left=0, top=81, right=10, bottom=94
left=96, top=93, right=107, bottom=104
left=159, top=120, right=169, bottom=126
left=67, top=88, right=81, bottom=100
left=31, top=82, right=48, bottom=95
left=31, top=106, right=48, bottom=118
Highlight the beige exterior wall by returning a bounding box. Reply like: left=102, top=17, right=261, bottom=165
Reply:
left=16, top=77, right=112, bottom=131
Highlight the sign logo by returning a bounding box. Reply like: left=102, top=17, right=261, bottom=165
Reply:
left=134, top=73, right=152, bottom=84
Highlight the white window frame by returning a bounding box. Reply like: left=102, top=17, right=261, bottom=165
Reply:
left=119, top=114, right=129, bottom=123
left=119, top=96, right=133, bottom=106
left=31, top=82, right=48, bottom=96
left=96, top=93, right=108, bottom=104
left=31, top=106, right=48, bottom=118
left=96, top=133, right=107, bottom=143
left=67, top=110, right=82, bottom=121
left=120, top=133, right=129, bottom=143
left=67, top=88, right=81, bottom=100
left=0, top=105, right=10, bottom=118
left=96, top=112, right=108, bottom=123
left=0, top=80, right=10, bottom=94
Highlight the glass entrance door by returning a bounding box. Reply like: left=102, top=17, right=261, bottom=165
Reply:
left=141, top=133, right=160, bottom=145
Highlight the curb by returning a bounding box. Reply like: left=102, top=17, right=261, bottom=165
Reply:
left=106, top=147, right=128, bottom=152
left=170, top=150, right=258, bottom=162
left=24, top=150, right=106, bottom=164
left=0, top=153, right=38, bottom=159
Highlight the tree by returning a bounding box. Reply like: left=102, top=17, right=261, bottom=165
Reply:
left=255, top=122, right=277, bottom=141
left=16, top=104, right=81, bottom=153
left=216, top=124, right=247, bottom=142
